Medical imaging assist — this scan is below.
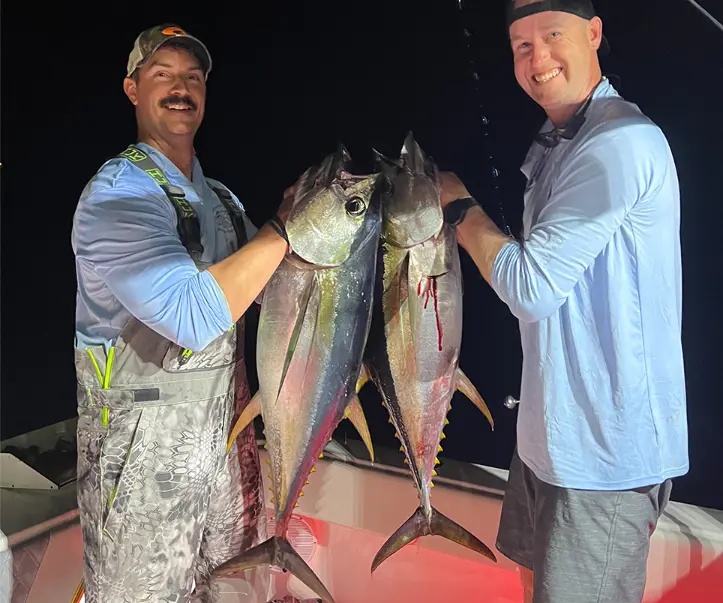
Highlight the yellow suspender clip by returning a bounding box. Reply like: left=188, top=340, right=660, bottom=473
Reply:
left=86, top=347, right=116, bottom=426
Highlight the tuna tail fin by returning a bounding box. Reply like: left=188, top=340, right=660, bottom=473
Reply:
left=455, top=368, right=494, bottom=430
left=343, top=395, right=375, bottom=462
left=227, top=392, right=262, bottom=453
left=370, top=506, right=496, bottom=573
left=212, top=536, right=336, bottom=603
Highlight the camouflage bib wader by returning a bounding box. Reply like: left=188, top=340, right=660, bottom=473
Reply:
left=75, top=146, right=269, bottom=603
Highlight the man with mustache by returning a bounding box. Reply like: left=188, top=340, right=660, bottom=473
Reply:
left=71, top=24, right=298, bottom=602
left=439, top=1, right=688, bottom=602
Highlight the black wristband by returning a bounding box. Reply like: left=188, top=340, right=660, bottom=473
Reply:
left=267, top=214, right=289, bottom=244
left=443, top=196, right=480, bottom=227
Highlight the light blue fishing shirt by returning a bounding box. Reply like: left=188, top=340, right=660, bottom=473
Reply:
left=490, top=78, right=689, bottom=490
left=72, top=142, right=258, bottom=353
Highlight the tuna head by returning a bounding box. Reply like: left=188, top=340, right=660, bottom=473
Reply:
left=374, top=131, right=443, bottom=249
left=286, top=145, right=382, bottom=267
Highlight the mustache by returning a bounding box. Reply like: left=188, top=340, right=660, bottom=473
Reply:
left=159, top=95, right=197, bottom=111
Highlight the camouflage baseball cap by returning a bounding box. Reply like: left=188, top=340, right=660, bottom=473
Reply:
left=126, top=24, right=212, bottom=79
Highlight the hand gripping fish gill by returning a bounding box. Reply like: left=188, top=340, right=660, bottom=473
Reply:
left=216, top=147, right=381, bottom=603
left=360, top=132, right=496, bottom=573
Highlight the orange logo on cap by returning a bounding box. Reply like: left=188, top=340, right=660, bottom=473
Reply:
left=161, top=26, right=187, bottom=36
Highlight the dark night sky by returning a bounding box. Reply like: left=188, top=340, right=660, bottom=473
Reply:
left=2, top=0, right=722, bottom=510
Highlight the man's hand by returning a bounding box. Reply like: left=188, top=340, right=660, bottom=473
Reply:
left=277, top=179, right=301, bottom=223
left=439, top=171, right=472, bottom=208
left=437, top=172, right=513, bottom=287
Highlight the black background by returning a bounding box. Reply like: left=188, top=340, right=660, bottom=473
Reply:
left=2, top=0, right=722, bottom=510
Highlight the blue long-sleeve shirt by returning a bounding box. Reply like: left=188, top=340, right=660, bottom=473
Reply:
left=491, top=79, right=689, bottom=490
left=72, top=143, right=258, bottom=353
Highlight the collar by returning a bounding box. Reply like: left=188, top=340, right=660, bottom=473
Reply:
left=534, top=77, right=609, bottom=148
left=135, top=142, right=204, bottom=186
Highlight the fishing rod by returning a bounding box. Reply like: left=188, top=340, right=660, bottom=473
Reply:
left=683, top=0, right=723, bottom=34
left=452, top=0, right=722, bottom=236
left=453, top=0, right=513, bottom=237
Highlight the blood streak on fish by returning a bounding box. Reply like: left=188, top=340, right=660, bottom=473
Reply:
left=418, top=277, right=444, bottom=351
left=416, top=441, right=426, bottom=458
left=362, top=132, right=496, bottom=574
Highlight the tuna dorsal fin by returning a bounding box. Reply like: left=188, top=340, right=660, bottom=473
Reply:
left=455, top=368, right=494, bottom=430
left=227, top=391, right=262, bottom=453
left=370, top=506, right=496, bottom=574
left=212, top=536, right=336, bottom=603
left=318, top=144, right=352, bottom=187
left=372, top=148, right=402, bottom=170
left=400, top=131, right=426, bottom=175
left=343, top=395, right=375, bottom=462
left=400, top=130, right=439, bottom=184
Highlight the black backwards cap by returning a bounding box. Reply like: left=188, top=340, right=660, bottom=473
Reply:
left=506, top=0, right=610, bottom=55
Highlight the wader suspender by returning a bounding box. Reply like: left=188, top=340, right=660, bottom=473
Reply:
left=207, top=183, right=248, bottom=249
left=118, top=145, right=248, bottom=257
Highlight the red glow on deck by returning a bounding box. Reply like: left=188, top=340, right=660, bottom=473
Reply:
left=316, top=519, right=523, bottom=603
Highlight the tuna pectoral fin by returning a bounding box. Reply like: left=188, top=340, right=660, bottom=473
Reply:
left=371, top=506, right=497, bottom=573
left=212, top=536, right=335, bottom=603
left=456, top=368, right=494, bottom=430
left=343, top=395, right=375, bottom=462
left=227, top=392, right=262, bottom=453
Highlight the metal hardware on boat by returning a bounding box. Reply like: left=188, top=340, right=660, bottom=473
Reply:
left=504, top=395, right=519, bottom=409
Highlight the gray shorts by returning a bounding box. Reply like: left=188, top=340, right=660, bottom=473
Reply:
left=496, top=448, right=672, bottom=603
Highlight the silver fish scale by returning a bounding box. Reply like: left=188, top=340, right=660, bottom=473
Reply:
left=380, top=225, right=462, bottom=513
left=257, top=166, right=382, bottom=538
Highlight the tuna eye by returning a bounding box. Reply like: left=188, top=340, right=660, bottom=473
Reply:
left=345, top=196, right=366, bottom=216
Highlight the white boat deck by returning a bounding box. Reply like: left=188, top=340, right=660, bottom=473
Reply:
left=1, top=420, right=722, bottom=602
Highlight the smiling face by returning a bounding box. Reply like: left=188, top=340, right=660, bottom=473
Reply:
left=510, top=11, right=603, bottom=125
left=123, top=43, right=206, bottom=140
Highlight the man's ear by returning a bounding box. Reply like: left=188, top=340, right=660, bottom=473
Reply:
left=589, top=16, right=603, bottom=51
left=123, top=77, right=138, bottom=106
